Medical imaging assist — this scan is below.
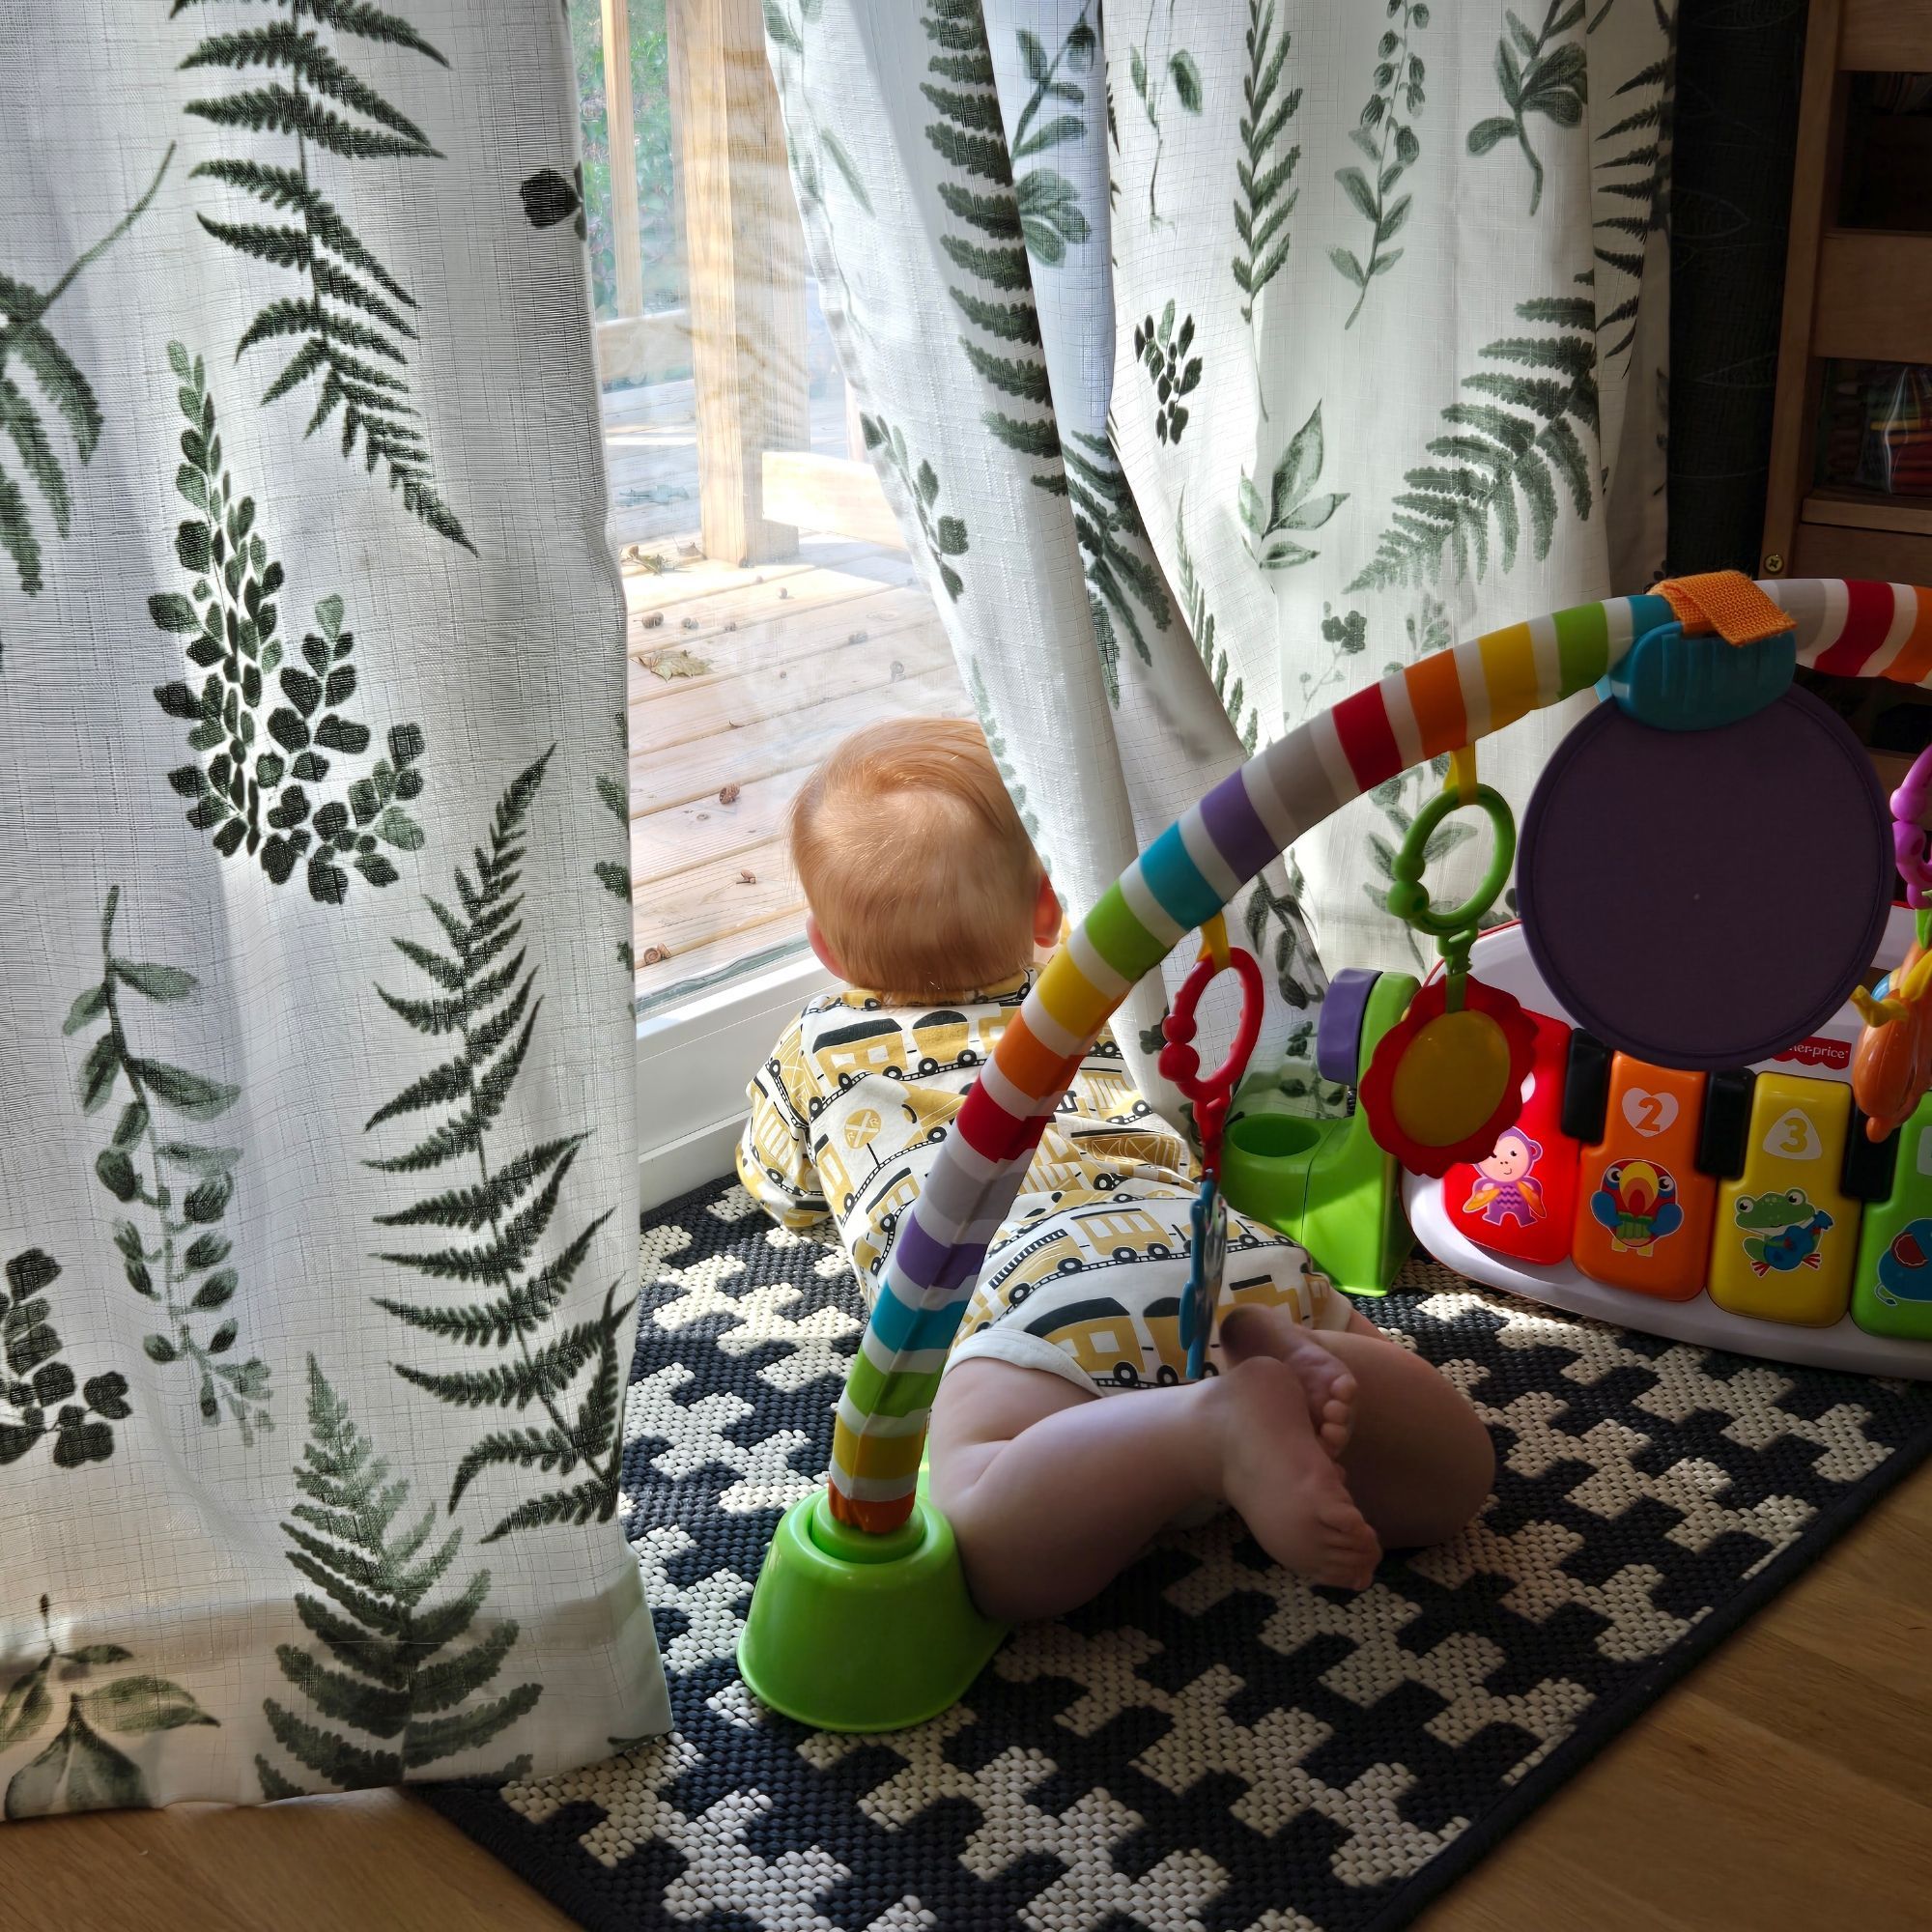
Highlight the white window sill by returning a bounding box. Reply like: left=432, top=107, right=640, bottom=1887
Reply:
left=635, top=949, right=831, bottom=1213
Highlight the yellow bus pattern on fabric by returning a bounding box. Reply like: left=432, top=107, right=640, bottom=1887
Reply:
left=1025, top=1294, right=1148, bottom=1386
left=1068, top=1204, right=1179, bottom=1263
left=852, top=1163, right=922, bottom=1279
left=981, top=1226, right=1086, bottom=1302
left=1074, top=1070, right=1140, bottom=1120
left=897, top=1084, right=963, bottom=1147
left=814, top=1136, right=857, bottom=1214
left=776, top=1026, right=810, bottom=1100
left=749, top=1097, right=806, bottom=1176
left=812, top=1014, right=910, bottom=1090
left=1020, top=1294, right=1192, bottom=1388
left=905, top=1009, right=976, bottom=1073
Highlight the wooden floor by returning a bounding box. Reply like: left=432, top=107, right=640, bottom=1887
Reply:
left=5, top=1457, right=1927, bottom=1931
left=624, top=529, right=968, bottom=1013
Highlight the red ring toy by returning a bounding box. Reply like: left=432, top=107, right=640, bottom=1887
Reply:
left=1157, top=947, right=1265, bottom=1158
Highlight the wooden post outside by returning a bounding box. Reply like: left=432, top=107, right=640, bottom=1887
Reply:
left=663, top=0, right=689, bottom=307
left=602, top=0, right=647, bottom=322
left=668, top=0, right=809, bottom=565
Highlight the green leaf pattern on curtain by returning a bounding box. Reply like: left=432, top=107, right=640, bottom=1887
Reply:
left=70, top=888, right=273, bottom=1444
left=1105, top=0, right=1672, bottom=977
left=0, top=147, right=174, bottom=669
left=254, top=1359, right=541, bottom=1798
left=770, top=0, right=1671, bottom=1099
left=150, top=344, right=431, bottom=902
left=3, top=0, right=667, bottom=1808
left=0, top=1253, right=131, bottom=1473
left=173, top=0, right=471, bottom=551
left=367, top=753, right=632, bottom=1548
left=2, top=1597, right=216, bottom=1819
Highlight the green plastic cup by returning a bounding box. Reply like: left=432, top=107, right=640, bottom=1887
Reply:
left=737, top=1484, right=1006, bottom=1733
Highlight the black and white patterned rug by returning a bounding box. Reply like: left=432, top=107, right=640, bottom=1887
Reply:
left=427, top=1179, right=1932, bottom=1931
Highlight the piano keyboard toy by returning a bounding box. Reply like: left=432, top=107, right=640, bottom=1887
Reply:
left=1401, top=914, right=1932, bottom=1378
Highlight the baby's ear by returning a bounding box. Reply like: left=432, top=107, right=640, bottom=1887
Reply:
left=806, top=912, right=843, bottom=980
left=1033, top=872, right=1063, bottom=948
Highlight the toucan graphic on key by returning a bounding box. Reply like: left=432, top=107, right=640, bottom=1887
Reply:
left=1589, top=1159, right=1682, bottom=1256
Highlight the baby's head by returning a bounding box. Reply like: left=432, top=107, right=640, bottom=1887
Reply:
left=790, top=717, right=1059, bottom=1004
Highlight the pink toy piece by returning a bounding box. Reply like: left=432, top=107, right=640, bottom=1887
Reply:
left=1890, top=743, right=1932, bottom=908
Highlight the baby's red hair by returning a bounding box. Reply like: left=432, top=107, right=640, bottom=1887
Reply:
left=790, top=717, right=1042, bottom=1003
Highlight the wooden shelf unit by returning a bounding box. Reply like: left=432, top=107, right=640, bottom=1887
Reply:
left=1763, top=0, right=1932, bottom=586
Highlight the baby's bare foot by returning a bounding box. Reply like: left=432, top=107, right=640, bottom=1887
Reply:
left=1220, top=1305, right=1357, bottom=1460
left=1213, top=1356, right=1379, bottom=1591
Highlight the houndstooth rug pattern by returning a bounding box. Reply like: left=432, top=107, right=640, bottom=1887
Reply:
left=427, top=1179, right=1932, bottom=1932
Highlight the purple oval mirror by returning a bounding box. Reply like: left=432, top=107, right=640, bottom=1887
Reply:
left=1516, top=687, right=1890, bottom=1071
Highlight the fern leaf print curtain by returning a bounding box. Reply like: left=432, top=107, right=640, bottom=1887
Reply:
left=1, top=1, right=668, bottom=1811
left=768, top=0, right=1671, bottom=1099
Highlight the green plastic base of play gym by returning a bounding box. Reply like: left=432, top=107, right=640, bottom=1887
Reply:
left=737, top=1478, right=1006, bottom=1733
left=1221, top=971, right=1420, bottom=1295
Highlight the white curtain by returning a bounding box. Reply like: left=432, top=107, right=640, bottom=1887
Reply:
left=768, top=0, right=1671, bottom=1102
left=2, top=0, right=667, bottom=1812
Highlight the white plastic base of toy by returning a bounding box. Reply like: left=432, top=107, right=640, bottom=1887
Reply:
left=1387, top=916, right=1932, bottom=1381
left=1406, top=1178, right=1932, bottom=1381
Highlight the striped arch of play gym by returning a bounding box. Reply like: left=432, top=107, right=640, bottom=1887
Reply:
left=827, top=578, right=1932, bottom=1535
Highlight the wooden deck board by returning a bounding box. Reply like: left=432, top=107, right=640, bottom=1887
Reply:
left=634, top=835, right=793, bottom=961
left=637, top=624, right=956, bottom=762
left=631, top=763, right=806, bottom=887
left=631, top=663, right=966, bottom=819
left=631, top=586, right=938, bottom=715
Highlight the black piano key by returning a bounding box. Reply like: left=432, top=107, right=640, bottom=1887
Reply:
left=1842, top=1105, right=1901, bottom=1202
left=1696, top=1067, right=1754, bottom=1179
left=1560, top=1031, right=1609, bottom=1144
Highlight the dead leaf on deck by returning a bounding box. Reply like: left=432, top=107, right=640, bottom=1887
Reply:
left=645, top=647, right=711, bottom=680
left=719, top=783, right=741, bottom=806
left=639, top=611, right=664, bottom=630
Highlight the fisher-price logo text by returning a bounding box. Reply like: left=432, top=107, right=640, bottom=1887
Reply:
left=1775, top=1037, right=1851, bottom=1071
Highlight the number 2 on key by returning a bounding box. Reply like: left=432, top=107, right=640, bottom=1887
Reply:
left=1633, top=1094, right=1665, bottom=1136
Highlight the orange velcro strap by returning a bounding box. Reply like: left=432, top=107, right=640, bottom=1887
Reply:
left=1655, top=569, right=1796, bottom=645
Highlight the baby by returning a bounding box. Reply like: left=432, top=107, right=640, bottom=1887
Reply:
left=738, top=718, right=1493, bottom=1623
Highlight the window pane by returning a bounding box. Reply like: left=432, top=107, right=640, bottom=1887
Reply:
left=577, top=2, right=971, bottom=1020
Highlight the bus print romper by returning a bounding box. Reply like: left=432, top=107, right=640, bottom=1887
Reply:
left=736, top=972, right=1349, bottom=1396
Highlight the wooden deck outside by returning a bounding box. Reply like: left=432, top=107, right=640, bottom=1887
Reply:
left=624, top=522, right=969, bottom=1014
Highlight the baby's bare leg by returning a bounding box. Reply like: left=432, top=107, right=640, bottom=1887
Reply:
left=1222, top=1303, right=1494, bottom=1548
left=928, top=1355, right=1378, bottom=1624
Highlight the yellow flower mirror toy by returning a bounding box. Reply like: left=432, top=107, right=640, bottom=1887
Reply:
left=1358, top=750, right=1537, bottom=1178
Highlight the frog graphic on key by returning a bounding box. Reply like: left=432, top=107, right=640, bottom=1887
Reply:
left=1734, top=1188, right=1834, bottom=1277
